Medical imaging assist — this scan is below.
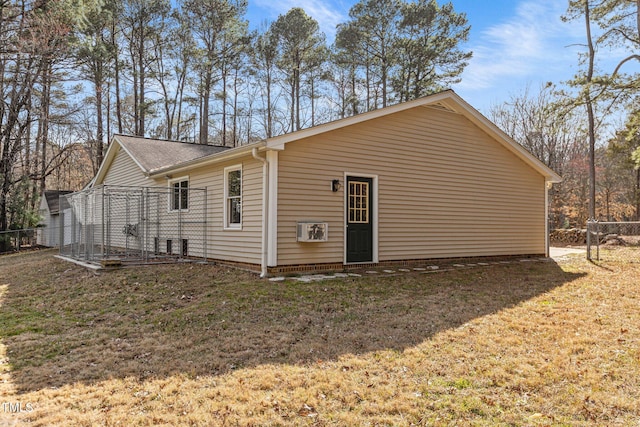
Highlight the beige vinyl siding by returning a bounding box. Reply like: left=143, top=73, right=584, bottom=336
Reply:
left=97, top=145, right=261, bottom=264
left=187, top=155, right=263, bottom=265
left=277, top=105, right=546, bottom=265
left=103, top=146, right=150, bottom=187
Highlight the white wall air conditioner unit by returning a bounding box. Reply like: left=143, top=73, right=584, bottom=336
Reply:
left=297, top=222, right=328, bottom=242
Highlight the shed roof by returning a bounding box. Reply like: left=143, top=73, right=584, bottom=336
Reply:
left=43, top=190, right=73, bottom=214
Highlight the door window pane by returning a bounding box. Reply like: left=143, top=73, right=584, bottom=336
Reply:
left=348, top=181, right=369, bottom=224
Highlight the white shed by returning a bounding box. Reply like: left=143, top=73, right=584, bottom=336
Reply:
left=37, top=190, right=72, bottom=247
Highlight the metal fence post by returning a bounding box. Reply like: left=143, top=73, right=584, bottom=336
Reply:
left=106, top=190, right=111, bottom=257
left=59, top=209, right=65, bottom=255
left=101, top=187, right=105, bottom=259
left=587, top=220, right=591, bottom=261
left=144, top=187, right=149, bottom=262
left=71, top=203, right=76, bottom=258
left=84, top=192, right=89, bottom=260
left=125, top=192, right=130, bottom=257
left=596, top=221, right=600, bottom=261
left=178, top=197, right=182, bottom=259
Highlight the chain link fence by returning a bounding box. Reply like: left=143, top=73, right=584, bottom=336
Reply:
left=587, top=220, right=640, bottom=261
left=60, top=185, right=207, bottom=265
left=0, top=228, right=38, bottom=254
left=37, top=223, right=62, bottom=247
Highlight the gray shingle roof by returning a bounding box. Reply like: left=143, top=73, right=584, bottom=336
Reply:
left=115, top=135, right=231, bottom=174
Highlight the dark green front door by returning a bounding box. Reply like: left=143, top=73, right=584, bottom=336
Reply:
left=346, top=176, right=373, bottom=263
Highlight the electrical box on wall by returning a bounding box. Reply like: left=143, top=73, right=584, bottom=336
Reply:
left=297, top=222, right=328, bottom=242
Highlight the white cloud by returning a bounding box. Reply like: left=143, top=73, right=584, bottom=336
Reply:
left=252, top=0, right=347, bottom=40
left=455, top=0, right=583, bottom=95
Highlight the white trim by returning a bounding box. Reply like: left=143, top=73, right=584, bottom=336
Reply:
left=267, top=150, right=279, bottom=266
left=94, top=135, right=152, bottom=186
left=167, top=175, right=190, bottom=212
left=344, top=172, right=379, bottom=265
left=252, top=149, right=269, bottom=277
left=98, top=92, right=560, bottom=190
left=448, top=95, right=562, bottom=183
left=149, top=141, right=267, bottom=178
left=223, top=164, right=243, bottom=230
left=266, top=94, right=456, bottom=147
left=263, top=91, right=561, bottom=184
left=114, top=136, right=149, bottom=174
left=128, top=92, right=559, bottom=186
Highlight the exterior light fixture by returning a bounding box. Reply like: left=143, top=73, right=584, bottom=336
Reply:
left=332, top=179, right=342, bottom=192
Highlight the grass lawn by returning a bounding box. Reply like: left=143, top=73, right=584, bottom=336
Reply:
left=0, top=249, right=638, bottom=426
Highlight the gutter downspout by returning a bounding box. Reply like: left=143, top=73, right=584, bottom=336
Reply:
left=545, top=180, right=552, bottom=257
left=252, top=147, right=269, bottom=278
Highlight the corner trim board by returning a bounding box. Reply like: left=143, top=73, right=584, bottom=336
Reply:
left=267, top=150, right=278, bottom=266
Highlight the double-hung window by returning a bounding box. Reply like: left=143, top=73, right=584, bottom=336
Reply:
left=169, top=177, right=189, bottom=211
left=224, top=165, right=242, bottom=229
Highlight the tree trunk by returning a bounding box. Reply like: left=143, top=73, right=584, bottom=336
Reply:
left=106, top=80, right=111, bottom=143
left=222, top=60, right=227, bottom=146
left=233, top=65, right=239, bottom=146
left=132, top=46, right=139, bottom=135
left=266, top=71, right=272, bottom=138
left=39, top=59, right=52, bottom=196
left=365, top=59, right=371, bottom=111
left=199, top=71, right=212, bottom=144
left=381, top=42, right=387, bottom=108
left=176, top=69, right=186, bottom=140
left=26, top=92, right=37, bottom=213
left=289, top=77, right=295, bottom=133
left=310, top=74, right=315, bottom=127
left=95, top=60, right=104, bottom=173
left=350, top=65, right=358, bottom=116
left=584, top=2, right=597, bottom=221
left=295, top=66, right=300, bottom=131
left=112, top=20, right=123, bottom=134
left=137, top=26, right=145, bottom=136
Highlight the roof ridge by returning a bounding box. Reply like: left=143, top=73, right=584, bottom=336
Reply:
left=113, top=133, right=230, bottom=148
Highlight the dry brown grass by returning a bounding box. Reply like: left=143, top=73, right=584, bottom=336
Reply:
left=0, top=248, right=638, bottom=426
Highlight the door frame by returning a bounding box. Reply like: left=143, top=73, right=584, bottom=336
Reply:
left=344, top=172, right=378, bottom=264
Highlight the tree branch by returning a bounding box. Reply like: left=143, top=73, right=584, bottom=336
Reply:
left=612, top=54, right=640, bottom=76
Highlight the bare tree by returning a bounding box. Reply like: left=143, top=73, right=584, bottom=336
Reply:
left=490, top=84, right=588, bottom=228
left=563, top=1, right=600, bottom=221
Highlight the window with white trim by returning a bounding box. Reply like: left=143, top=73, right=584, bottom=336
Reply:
left=169, top=177, right=189, bottom=211
left=224, top=165, right=242, bottom=228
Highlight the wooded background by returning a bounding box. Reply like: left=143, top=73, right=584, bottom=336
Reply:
left=1, top=0, right=639, bottom=233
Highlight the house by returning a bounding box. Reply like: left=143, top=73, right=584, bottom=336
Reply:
left=80, top=90, right=561, bottom=275
left=37, top=190, right=73, bottom=247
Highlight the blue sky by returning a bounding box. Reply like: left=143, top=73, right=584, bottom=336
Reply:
left=246, top=0, right=596, bottom=114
